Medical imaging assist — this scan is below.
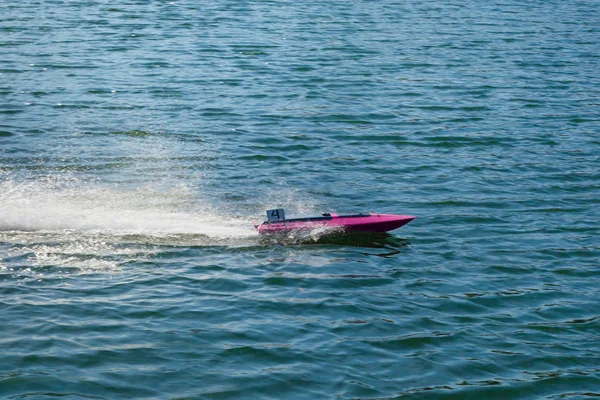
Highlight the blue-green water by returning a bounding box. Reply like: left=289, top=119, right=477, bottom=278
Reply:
left=1, top=0, right=599, bottom=398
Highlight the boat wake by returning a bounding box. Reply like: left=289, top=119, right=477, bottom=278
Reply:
left=0, top=176, right=255, bottom=240
left=0, top=176, right=260, bottom=273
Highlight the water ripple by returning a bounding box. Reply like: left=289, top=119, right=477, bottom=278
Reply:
left=2, top=0, right=600, bottom=398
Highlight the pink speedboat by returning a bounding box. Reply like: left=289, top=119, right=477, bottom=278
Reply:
left=256, top=209, right=415, bottom=234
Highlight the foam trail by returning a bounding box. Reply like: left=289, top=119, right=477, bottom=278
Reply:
left=0, top=177, right=255, bottom=239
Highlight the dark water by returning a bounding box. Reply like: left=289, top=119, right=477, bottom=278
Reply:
left=1, top=0, right=600, bottom=398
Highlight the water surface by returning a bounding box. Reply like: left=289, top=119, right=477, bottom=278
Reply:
left=1, top=0, right=599, bottom=398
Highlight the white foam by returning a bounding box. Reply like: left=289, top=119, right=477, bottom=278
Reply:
left=0, top=176, right=255, bottom=239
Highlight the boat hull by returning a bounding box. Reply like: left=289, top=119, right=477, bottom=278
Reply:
left=257, top=213, right=415, bottom=234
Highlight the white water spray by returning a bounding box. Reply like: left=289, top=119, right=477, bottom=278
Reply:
left=0, top=176, right=254, bottom=239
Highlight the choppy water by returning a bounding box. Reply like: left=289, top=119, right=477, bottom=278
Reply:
left=1, top=0, right=600, bottom=398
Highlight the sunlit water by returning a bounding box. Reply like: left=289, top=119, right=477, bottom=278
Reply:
left=1, top=0, right=599, bottom=398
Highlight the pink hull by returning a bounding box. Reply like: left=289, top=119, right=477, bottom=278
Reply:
left=257, top=213, right=415, bottom=234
